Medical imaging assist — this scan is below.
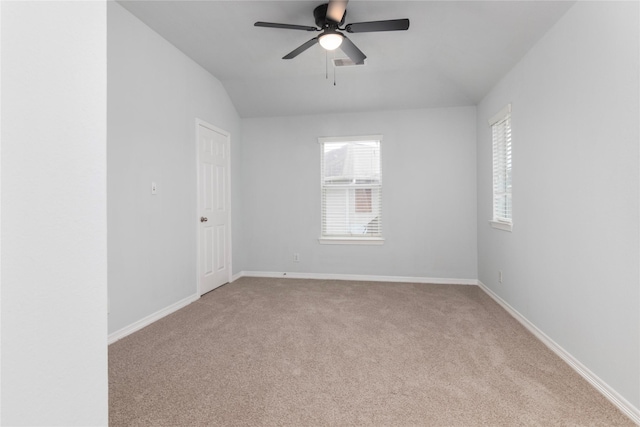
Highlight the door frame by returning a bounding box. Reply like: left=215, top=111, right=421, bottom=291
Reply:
left=195, top=118, right=232, bottom=295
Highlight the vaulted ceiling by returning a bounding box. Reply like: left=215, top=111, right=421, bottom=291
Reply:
left=117, top=1, right=575, bottom=118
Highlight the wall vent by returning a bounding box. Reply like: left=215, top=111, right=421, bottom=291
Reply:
left=333, top=58, right=364, bottom=67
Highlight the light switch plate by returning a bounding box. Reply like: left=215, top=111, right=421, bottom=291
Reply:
left=151, top=182, right=157, bottom=195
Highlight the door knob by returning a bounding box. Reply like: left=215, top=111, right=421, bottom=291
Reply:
left=200, top=217, right=208, bottom=222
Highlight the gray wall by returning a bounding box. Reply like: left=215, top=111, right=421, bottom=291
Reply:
left=1, top=2, right=108, bottom=424
left=240, top=107, right=477, bottom=280
left=477, top=1, right=639, bottom=408
left=107, top=2, right=242, bottom=334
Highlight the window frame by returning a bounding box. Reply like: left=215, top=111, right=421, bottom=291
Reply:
left=318, top=135, right=384, bottom=245
left=489, top=104, right=513, bottom=232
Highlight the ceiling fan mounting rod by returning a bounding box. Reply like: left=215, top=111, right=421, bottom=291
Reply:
left=314, top=3, right=345, bottom=28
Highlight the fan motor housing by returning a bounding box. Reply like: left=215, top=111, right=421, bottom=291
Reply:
left=314, top=3, right=346, bottom=28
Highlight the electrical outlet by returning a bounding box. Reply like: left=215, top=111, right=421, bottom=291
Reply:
left=293, top=253, right=300, bottom=262
left=499, top=270, right=503, bottom=283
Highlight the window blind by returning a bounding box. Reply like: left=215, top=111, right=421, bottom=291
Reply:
left=320, top=139, right=382, bottom=237
left=490, top=105, right=512, bottom=223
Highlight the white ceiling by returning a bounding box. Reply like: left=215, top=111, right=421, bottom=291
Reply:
left=117, top=1, right=575, bottom=118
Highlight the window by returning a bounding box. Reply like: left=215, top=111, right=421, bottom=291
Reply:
left=319, top=135, right=383, bottom=244
left=489, top=104, right=512, bottom=231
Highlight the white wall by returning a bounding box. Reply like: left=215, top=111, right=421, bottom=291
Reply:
left=240, top=107, right=477, bottom=280
left=1, top=1, right=108, bottom=425
left=107, top=2, right=241, bottom=334
left=477, top=0, right=639, bottom=410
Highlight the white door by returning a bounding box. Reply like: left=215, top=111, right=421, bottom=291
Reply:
left=197, top=121, right=231, bottom=295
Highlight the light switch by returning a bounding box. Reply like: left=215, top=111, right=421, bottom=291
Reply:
left=151, top=182, right=157, bottom=195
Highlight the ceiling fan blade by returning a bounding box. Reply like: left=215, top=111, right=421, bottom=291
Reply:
left=283, top=37, right=319, bottom=59
left=326, top=0, right=348, bottom=23
left=345, top=19, right=410, bottom=33
left=339, top=36, right=366, bottom=65
left=255, top=22, right=318, bottom=31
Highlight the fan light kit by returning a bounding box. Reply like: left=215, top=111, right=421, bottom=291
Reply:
left=319, top=32, right=343, bottom=50
left=255, top=0, right=410, bottom=65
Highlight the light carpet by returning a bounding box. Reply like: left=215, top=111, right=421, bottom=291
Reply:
left=109, top=277, right=633, bottom=426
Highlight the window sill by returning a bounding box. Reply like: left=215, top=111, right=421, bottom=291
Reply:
left=490, top=220, right=512, bottom=232
left=318, top=237, right=385, bottom=245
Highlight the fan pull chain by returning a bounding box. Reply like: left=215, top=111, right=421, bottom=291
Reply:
left=333, top=50, right=337, bottom=86
left=325, top=50, right=328, bottom=80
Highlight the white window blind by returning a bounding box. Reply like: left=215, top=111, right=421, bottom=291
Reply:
left=490, top=105, right=512, bottom=225
left=320, top=136, right=382, bottom=240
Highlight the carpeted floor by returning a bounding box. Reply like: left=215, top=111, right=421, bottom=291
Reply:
left=109, top=277, right=633, bottom=426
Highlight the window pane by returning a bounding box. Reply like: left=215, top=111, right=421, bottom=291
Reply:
left=320, top=138, right=382, bottom=239
left=323, top=141, right=381, bottom=184
left=491, top=108, right=512, bottom=223
left=322, top=187, right=381, bottom=236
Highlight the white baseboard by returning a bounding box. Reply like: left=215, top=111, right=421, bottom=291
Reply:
left=234, top=270, right=477, bottom=285
left=478, top=281, right=640, bottom=425
left=108, top=293, right=199, bottom=345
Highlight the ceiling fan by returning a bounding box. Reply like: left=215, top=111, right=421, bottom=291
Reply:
left=254, top=0, right=410, bottom=65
